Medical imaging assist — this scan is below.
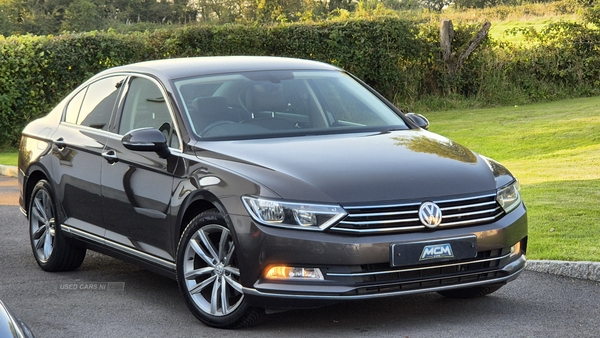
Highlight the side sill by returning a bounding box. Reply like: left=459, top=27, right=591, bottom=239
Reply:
left=61, top=224, right=177, bottom=277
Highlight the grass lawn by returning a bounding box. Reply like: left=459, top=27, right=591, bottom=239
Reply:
left=441, top=4, right=580, bottom=45
left=427, top=96, right=600, bottom=262
left=0, top=97, right=598, bottom=261
left=0, top=152, right=17, bottom=166
left=489, top=15, right=580, bottom=45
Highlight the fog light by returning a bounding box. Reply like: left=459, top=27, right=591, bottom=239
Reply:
left=265, top=266, right=324, bottom=280
left=510, top=242, right=521, bottom=257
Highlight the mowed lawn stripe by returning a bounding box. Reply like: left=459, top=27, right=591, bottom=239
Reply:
left=427, top=96, right=600, bottom=262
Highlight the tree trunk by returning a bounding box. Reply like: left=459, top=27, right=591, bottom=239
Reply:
left=440, top=19, right=454, bottom=64
left=440, top=20, right=491, bottom=75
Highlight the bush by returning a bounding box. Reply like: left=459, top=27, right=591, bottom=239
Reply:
left=1, top=17, right=599, bottom=148
left=0, top=35, right=49, bottom=150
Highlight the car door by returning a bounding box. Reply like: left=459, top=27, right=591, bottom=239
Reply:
left=100, top=75, right=181, bottom=263
left=51, top=75, right=126, bottom=237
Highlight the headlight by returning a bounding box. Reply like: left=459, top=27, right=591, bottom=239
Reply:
left=242, top=196, right=347, bottom=231
left=480, top=155, right=513, bottom=188
left=497, top=180, right=521, bottom=214
left=480, top=155, right=522, bottom=214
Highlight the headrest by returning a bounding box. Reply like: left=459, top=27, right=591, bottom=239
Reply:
left=246, top=83, right=287, bottom=113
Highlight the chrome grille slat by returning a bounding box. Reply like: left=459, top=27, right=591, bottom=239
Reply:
left=333, top=193, right=504, bottom=234
left=348, top=210, right=417, bottom=218
left=442, top=206, right=502, bottom=219
left=344, top=203, right=420, bottom=211
left=331, top=225, right=426, bottom=234
left=339, top=217, right=420, bottom=226
left=440, top=200, right=497, bottom=211
left=440, top=216, right=500, bottom=227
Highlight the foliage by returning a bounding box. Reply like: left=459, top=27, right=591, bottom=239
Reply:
left=0, top=18, right=426, bottom=148
left=453, top=0, right=514, bottom=9
left=62, top=0, right=104, bottom=32
left=0, top=31, right=150, bottom=148
left=498, top=20, right=600, bottom=103
left=0, top=35, right=49, bottom=150
left=582, top=4, right=600, bottom=24
left=1, top=6, right=600, bottom=147
left=0, top=0, right=196, bottom=36
left=420, top=0, right=452, bottom=11
left=383, top=0, right=422, bottom=11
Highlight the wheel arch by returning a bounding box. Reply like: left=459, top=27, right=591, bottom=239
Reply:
left=22, top=164, right=52, bottom=218
left=175, top=189, right=233, bottom=247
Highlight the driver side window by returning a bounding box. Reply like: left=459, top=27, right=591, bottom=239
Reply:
left=119, top=77, right=179, bottom=148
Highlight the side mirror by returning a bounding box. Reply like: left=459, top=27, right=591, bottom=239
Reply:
left=405, top=113, right=430, bottom=130
left=122, top=128, right=170, bottom=159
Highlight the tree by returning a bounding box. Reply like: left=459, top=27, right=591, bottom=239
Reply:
left=0, top=1, right=17, bottom=35
left=420, top=0, right=451, bottom=11
left=0, top=0, right=62, bottom=35
left=453, top=0, right=512, bottom=9
left=328, top=0, right=353, bottom=11
left=61, top=0, right=103, bottom=32
left=382, top=0, right=421, bottom=11
left=440, top=19, right=491, bottom=75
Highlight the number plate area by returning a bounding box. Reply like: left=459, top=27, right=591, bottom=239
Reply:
left=390, top=235, right=478, bottom=267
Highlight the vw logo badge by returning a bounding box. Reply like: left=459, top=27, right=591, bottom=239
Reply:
left=419, top=202, right=442, bottom=228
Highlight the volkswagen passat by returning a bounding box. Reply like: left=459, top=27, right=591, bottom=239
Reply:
left=19, top=56, right=527, bottom=328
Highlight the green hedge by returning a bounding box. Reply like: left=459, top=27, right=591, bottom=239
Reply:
left=0, top=32, right=151, bottom=149
left=1, top=18, right=599, bottom=149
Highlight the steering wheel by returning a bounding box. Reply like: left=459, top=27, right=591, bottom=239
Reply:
left=201, top=120, right=237, bottom=136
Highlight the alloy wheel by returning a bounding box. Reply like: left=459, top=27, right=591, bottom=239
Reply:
left=30, top=188, right=56, bottom=263
left=182, top=224, right=244, bottom=317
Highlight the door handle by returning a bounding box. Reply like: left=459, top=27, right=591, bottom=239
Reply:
left=55, top=137, right=66, bottom=150
left=102, top=150, right=119, bottom=164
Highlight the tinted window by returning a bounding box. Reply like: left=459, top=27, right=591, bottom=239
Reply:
left=312, top=77, right=388, bottom=126
left=119, top=77, right=179, bottom=148
left=64, top=89, right=86, bottom=124
left=76, top=76, right=126, bottom=130
left=173, top=70, right=407, bottom=140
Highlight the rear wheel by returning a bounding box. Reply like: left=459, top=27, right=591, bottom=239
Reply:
left=438, top=284, right=504, bottom=299
left=29, top=180, right=86, bottom=271
left=176, top=209, right=263, bottom=328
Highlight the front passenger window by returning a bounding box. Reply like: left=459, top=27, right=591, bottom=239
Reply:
left=119, top=77, right=179, bottom=149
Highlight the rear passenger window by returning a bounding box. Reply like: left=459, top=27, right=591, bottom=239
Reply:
left=64, top=76, right=126, bottom=130
left=64, top=89, right=86, bottom=124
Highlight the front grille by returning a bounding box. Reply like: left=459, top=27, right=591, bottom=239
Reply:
left=332, top=193, right=504, bottom=234
left=324, top=249, right=510, bottom=296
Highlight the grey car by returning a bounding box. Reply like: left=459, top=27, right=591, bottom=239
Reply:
left=19, top=56, right=527, bottom=329
left=0, top=300, right=35, bottom=338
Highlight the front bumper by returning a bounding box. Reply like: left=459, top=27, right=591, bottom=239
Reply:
left=231, top=203, right=527, bottom=308
left=243, top=254, right=525, bottom=304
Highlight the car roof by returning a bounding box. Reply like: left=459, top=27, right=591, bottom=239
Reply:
left=104, top=56, right=341, bottom=80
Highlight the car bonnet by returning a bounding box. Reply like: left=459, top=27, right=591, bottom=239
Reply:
left=192, top=129, right=497, bottom=204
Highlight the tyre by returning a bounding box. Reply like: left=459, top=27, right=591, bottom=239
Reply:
left=29, top=180, right=86, bottom=271
left=438, top=284, right=504, bottom=299
left=176, top=209, right=263, bottom=329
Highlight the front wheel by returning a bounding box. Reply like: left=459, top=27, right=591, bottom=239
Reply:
left=176, top=209, right=263, bottom=328
left=29, top=180, right=86, bottom=271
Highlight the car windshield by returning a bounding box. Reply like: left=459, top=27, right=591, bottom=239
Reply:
left=173, top=70, right=408, bottom=140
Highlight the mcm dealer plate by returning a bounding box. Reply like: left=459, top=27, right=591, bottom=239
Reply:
left=390, top=235, right=478, bottom=267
